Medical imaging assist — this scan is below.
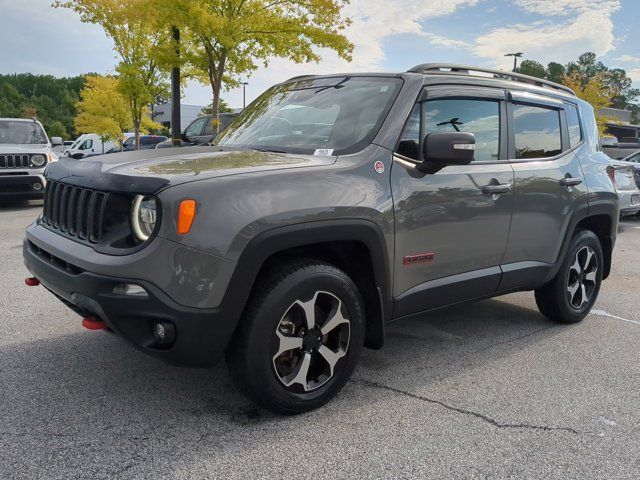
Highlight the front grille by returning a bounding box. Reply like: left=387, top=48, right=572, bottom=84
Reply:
left=42, top=181, right=109, bottom=244
left=0, top=154, right=30, bottom=169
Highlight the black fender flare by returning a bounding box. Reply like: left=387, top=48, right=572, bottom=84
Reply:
left=220, top=219, right=393, bottom=349
left=544, top=200, right=618, bottom=283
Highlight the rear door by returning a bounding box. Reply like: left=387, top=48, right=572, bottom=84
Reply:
left=499, top=92, right=589, bottom=290
left=392, top=86, right=515, bottom=316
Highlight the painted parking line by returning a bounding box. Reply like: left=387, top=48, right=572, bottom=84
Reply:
left=591, top=309, right=640, bottom=326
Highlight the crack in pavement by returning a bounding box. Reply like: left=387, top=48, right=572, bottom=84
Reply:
left=356, top=379, right=582, bottom=435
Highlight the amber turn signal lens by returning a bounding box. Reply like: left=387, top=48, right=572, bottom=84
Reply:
left=177, top=199, right=196, bottom=235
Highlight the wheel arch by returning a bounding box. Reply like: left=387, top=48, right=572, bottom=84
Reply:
left=223, top=220, right=393, bottom=351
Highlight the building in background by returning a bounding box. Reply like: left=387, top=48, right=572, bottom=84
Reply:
left=601, top=107, right=640, bottom=143
left=151, top=103, right=205, bottom=132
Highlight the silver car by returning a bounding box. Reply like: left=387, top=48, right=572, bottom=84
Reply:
left=612, top=160, right=640, bottom=217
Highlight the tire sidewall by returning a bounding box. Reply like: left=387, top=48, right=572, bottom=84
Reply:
left=558, top=230, right=603, bottom=321
left=243, top=266, right=364, bottom=413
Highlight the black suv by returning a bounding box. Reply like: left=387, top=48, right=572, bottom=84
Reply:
left=24, top=64, right=617, bottom=413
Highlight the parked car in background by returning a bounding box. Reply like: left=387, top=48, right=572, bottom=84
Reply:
left=155, top=112, right=239, bottom=148
left=64, top=133, right=116, bottom=159
left=621, top=150, right=640, bottom=186
left=122, top=135, right=167, bottom=151
left=62, top=140, right=74, bottom=148
left=611, top=159, right=640, bottom=217
left=0, top=118, right=60, bottom=198
left=602, top=136, right=640, bottom=160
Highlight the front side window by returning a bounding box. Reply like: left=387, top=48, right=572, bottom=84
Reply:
left=396, top=104, right=421, bottom=161
left=185, top=117, right=207, bottom=138
left=513, top=104, right=562, bottom=159
left=565, top=103, right=582, bottom=148
left=0, top=121, right=47, bottom=144
left=216, top=77, right=402, bottom=154
left=80, top=139, right=93, bottom=150
left=423, top=99, right=500, bottom=162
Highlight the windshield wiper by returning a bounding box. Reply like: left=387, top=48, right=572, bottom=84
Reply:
left=251, top=147, right=288, bottom=154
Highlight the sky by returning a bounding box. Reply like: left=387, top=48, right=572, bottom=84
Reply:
left=0, top=0, right=638, bottom=109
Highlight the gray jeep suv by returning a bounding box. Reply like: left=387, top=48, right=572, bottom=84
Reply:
left=23, top=64, right=618, bottom=414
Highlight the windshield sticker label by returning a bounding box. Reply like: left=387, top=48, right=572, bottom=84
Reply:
left=314, top=149, right=334, bottom=156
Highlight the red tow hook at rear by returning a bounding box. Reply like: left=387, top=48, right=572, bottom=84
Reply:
left=82, top=317, right=108, bottom=331
left=24, top=277, right=40, bottom=286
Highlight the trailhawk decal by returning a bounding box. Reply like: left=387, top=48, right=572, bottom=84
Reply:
left=374, top=160, right=385, bottom=174
left=403, top=253, right=435, bottom=266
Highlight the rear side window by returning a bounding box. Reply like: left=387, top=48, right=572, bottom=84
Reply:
left=565, top=103, right=582, bottom=148
left=424, top=99, right=500, bottom=162
left=513, top=104, right=561, bottom=159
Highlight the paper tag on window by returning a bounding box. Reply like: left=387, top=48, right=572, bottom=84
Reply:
left=314, top=149, right=334, bottom=156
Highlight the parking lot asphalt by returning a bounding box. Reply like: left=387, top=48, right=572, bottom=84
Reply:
left=1, top=199, right=640, bottom=479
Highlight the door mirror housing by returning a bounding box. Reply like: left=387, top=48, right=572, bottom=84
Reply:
left=422, top=132, right=475, bottom=168
left=50, top=136, right=63, bottom=146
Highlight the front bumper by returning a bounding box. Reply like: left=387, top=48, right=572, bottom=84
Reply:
left=23, top=239, right=238, bottom=367
left=0, top=173, right=45, bottom=198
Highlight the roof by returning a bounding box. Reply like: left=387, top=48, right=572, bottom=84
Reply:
left=0, top=117, right=41, bottom=123
left=285, top=63, right=576, bottom=98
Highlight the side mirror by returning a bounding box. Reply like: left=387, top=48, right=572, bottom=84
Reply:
left=50, top=136, right=63, bottom=146
left=421, top=132, right=475, bottom=168
left=71, top=152, right=85, bottom=160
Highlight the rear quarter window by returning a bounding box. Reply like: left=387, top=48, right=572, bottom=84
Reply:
left=565, top=103, right=582, bottom=148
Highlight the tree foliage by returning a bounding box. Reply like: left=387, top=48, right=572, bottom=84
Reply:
left=0, top=73, right=85, bottom=139
left=148, top=0, right=353, bottom=131
left=75, top=75, right=132, bottom=150
left=562, top=72, right=615, bottom=136
left=515, top=52, right=639, bottom=124
left=55, top=0, right=168, bottom=148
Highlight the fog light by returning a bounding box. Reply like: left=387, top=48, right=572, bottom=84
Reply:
left=153, top=320, right=176, bottom=347
left=33, top=183, right=42, bottom=191
left=112, top=283, right=148, bottom=296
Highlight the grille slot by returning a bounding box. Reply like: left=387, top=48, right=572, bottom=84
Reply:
left=41, top=180, right=110, bottom=244
left=0, top=154, right=30, bottom=169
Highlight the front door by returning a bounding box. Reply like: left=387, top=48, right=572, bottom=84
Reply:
left=391, top=87, right=514, bottom=317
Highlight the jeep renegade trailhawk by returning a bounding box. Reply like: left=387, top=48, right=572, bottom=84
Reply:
left=23, top=64, right=618, bottom=414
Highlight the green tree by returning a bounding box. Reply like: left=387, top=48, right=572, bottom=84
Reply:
left=150, top=0, right=353, bottom=132
left=75, top=75, right=132, bottom=152
left=46, top=120, right=68, bottom=139
left=55, top=0, right=168, bottom=148
left=200, top=98, right=233, bottom=115
left=546, top=62, right=566, bottom=84
left=563, top=72, right=616, bottom=135
left=515, top=60, right=546, bottom=79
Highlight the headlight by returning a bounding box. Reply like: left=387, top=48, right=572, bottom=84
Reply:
left=31, top=154, right=46, bottom=167
left=131, top=195, right=158, bottom=242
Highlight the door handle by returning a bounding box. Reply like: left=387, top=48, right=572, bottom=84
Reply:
left=559, top=177, right=583, bottom=187
left=482, top=183, right=512, bottom=195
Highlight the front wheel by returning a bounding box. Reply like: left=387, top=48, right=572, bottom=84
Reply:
left=535, top=229, right=603, bottom=323
left=227, top=261, right=365, bottom=414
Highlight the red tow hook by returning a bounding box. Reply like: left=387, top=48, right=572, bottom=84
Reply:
left=82, top=317, right=108, bottom=330
left=25, top=277, right=40, bottom=286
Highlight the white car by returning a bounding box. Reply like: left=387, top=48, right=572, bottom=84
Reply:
left=0, top=118, right=60, bottom=199
left=64, top=133, right=116, bottom=159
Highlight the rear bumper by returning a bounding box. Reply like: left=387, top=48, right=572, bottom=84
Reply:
left=618, top=190, right=640, bottom=217
left=0, top=174, right=45, bottom=197
left=23, top=239, right=237, bottom=367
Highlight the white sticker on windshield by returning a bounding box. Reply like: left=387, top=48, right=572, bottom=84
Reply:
left=314, top=149, right=334, bottom=156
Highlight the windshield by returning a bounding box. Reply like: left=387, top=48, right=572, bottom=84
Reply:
left=0, top=120, right=47, bottom=144
left=216, top=77, right=402, bottom=155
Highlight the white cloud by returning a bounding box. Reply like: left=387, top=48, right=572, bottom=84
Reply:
left=628, top=69, right=640, bottom=82
left=615, top=54, right=640, bottom=63
left=473, top=1, right=621, bottom=70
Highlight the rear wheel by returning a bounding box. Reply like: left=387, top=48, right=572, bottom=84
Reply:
left=535, top=229, right=603, bottom=323
left=227, top=261, right=365, bottom=414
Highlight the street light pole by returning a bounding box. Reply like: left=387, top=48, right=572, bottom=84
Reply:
left=241, top=82, right=248, bottom=110
left=505, top=52, right=524, bottom=72
left=171, top=27, right=181, bottom=147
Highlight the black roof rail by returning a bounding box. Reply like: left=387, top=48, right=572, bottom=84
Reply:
left=408, top=63, right=575, bottom=96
